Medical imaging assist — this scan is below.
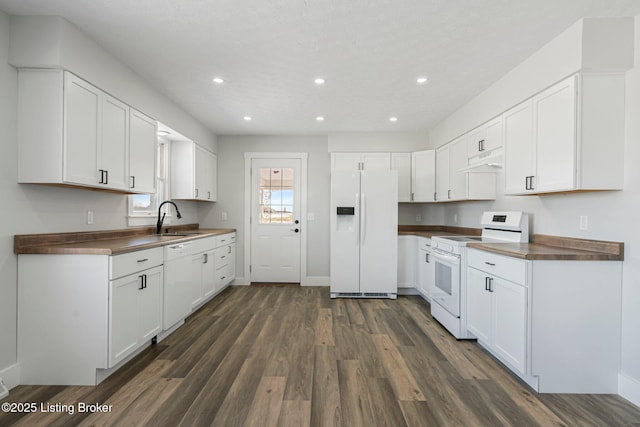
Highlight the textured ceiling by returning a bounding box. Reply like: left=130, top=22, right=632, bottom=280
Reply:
left=1, top=0, right=639, bottom=135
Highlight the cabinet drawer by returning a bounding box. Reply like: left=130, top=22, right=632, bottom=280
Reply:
left=467, top=249, right=526, bottom=285
left=215, top=233, right=236, bottom=248
left=110, top=247, right=163, bottom=280
left=417, top=237, right=431, bottom=250
left=215, top=246, right=232, bottom=268
left=190, top=236, right=216, bottom=254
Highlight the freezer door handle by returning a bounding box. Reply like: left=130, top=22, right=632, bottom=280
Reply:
left=361, top=193, right=366, bottom=245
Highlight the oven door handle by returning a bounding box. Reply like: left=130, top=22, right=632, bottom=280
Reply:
left=431, top=248, right=461, bottom=265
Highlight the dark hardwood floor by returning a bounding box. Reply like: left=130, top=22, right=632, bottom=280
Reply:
left=2, top=285, right=640, bottom=426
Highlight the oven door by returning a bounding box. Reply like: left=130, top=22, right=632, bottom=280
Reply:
left=431, top=248, right=461, bottom=317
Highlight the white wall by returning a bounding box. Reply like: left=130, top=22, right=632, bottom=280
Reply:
left=199, top=135, right=331, bottom=282
left=0, top=12, right=210, bottom=388
left=426, top=15, right=640, bottom=403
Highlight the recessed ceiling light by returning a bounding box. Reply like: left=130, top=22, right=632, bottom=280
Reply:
left=316, top=116, right=325, bottom=122
left=157, top=130, right=170, bottom=137
left=389, top=117, right=398, bottom=122
left=212, top=77, right=224, bottom=84
left=314, top=78, right=326, bottom=85
left=416, top=76, right=428, bottom=84
left=243, top=116, right=252, bottom=121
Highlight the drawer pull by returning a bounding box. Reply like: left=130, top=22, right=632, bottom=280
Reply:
left=484, top=262, right=496, bottom=266
left=221, top=255, right=226, bottom=259
left=137, top=258, right=149, bottom=263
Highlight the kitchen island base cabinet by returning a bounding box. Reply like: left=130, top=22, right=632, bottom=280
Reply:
left=467, top=248, right=622, bottom=393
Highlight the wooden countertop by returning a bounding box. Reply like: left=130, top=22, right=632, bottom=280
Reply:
left=14, top=225, right=237, bottom=255
left=398, top=225, right=481, bottom=239
left=467, top=234, right=624, bottom=261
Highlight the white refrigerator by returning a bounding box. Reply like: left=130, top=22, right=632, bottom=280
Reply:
left=330, top=170, right=398, bottom=298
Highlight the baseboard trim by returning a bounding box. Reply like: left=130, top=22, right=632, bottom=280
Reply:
left=619, top=373, right=640, bottom=408
left=302, top=276, right=329, bottom=286
left=398, top=287, right=420, bottom=296
left=233, top=276, right=250, bottom=286
left=0, top=363, right=21, bottom=392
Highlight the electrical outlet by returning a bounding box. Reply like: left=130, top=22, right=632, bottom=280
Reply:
left=579, top=215, right=588, bottom=230
left=416, top=214, right=422, bottom=222
left=221, top=211, right=228, bottom=221
left=87, top=210, right=94, bottom=225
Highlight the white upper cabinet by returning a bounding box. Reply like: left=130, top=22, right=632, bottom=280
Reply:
left=129, top=109, right=157, bottom=194
left=504, top=74, right=625, bottom=195
left=391, top=153, right=412, bottom=202
left=449, top=137, right=468, bottom=201
left=411, top=150, right=436, bottom=202
left=171, top=140, right=217, bottom=202
left=435, top=144, right=450, bottom=202
left=18, top=69, right=157, bottom=194
left=331, top=152, right=391, bottom=171
left=467, top=116, right=503, bottom=162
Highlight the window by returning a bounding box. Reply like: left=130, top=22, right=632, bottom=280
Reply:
left=127, top=140, right=170, bottom=226
left=258, top=167, right=294, bottom=224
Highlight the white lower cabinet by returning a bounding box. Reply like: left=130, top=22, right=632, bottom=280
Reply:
left=191, top=233, right=236, bottom=310
left=467, top=248, right=622, bottom=393
left=397, top=236, right=416, bottom=289
left=416, top=237, right=435, bottom=299
left=467, top=267, right=526, bottom=375
left=109, top=264, right=163, bottom=367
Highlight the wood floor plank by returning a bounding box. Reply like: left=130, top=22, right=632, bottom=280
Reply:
left=3, top=286, right=640, bottom=427
left=310, top=345, right=342, bottom=426
left=243, top=376, right=286, bottom=427
left=277, top=400, right=311, bottom=427
left=314, top=308, right=335, bottom=346
left=372, top=334, right=426, bottom=402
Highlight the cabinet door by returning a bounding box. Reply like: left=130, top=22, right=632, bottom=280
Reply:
left=63, top=73, right=101, bottom=186
left=493, top=277, right=527, bottom=375
left=129, top=109, right=157, bottom=193
left=109, top=274, right=142, bottom=367
left=391, top=153, right=412, bottom=202
left=411, top=150, right=436, bottom=202
left=449, top=137, right=468, bottom=200
left=362, top=153, right=390, bottom=170
left=207, top=152, right=217, bottom=202
left=191, top=253, right=205, bottom=309
left=417, top=249, right=435, bottom=298
left=466, top=268, right=492, bottom=343
left=534, top=76, right=577, bottom=193
left=397, top=237, right=416, bottom=288
left=435, top=145, right=450, bottom=201
left=101, top=94, right=129, bottom=191
left=194, top=145, right=208, bottom=200
left=331, top=153, right=362, bottom=171
left=466, top=127, right=485, bottom=158
left=504, top=101, right=535, bottom=195
left=483, top=117, right=503, bottom=153
left=203, top=249, right=217, bottom=296
left=138, top=266, right=163, bottom=343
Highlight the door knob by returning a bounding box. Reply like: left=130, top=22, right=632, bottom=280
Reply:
left=291, top=228, right=299, bottom=233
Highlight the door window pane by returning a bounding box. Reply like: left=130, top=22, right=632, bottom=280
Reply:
left=259, top=167, right=294, bottom=224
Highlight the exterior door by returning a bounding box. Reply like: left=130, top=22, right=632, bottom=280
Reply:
left=251, top=158, right=301, bottom=283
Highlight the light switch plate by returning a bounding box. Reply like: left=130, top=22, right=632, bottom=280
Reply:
left=307, top=213, right=315, bottom=221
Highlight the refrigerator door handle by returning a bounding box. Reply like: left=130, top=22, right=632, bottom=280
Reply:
left=361, top=193, right=366, bottom=245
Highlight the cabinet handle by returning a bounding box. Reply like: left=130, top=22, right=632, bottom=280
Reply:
left=228, top=246, right=232, bottom=254
left=434, top=192, right=437, bottom=201
left=139, top=275, right=144, bottom=290
left=104, top=170, right=108, bottom=185
left=99, top=169, right=105, bottom=184
left=208, top=191, right=211, bottom=200
left=425, top=253, right=430, bottom=263
left=137, top=258, right=149, bottom=263
left=203, top=253, right=208, bottom=264
left=130, top=176, right=135, bottom=189
left=488, top=277, right=494, bottom=292
left=484, top=261, right=495, bottom=266
left=530, top=176, right=535, bottom=190
left=220, top=276, right=226, bottom=280
left=411, top=192, right=414, bottom=201
left=448, top=189, right=451, bottom=199
left=195, top=188, right=199, bottom=198
left=485, top=277, right=490, bottom=291
left=479, top=139, right=485, bottom=152
left=525, top=176, right=530, bottom=190
left=221, top=255, right=226, bottom=259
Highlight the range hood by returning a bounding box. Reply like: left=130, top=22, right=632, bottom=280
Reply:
left=460, top=148, right=503, bottom=173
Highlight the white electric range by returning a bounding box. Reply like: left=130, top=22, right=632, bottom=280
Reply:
left=430, top=211, right=529, bottom=339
